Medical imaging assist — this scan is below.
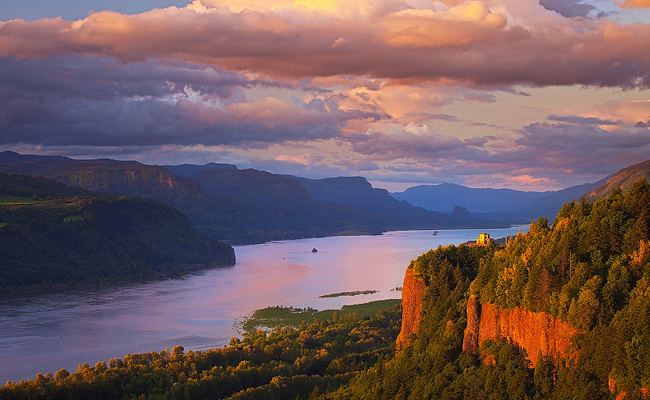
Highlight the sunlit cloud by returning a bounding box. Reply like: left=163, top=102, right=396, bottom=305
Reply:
left=593, top=100, right=650, bottom=125
left=506, top=174, right=555, bottom=187
left=334, top=83, right=498, bottom=124
left=348, top=123, right=471, bottom=161
left=616, top=0, right=650, bottom=9
left=0, top=0, right=649, bottom=87
left=274, top=154, right=314, bottom=165
left=542, top=99, right=650, bottom=131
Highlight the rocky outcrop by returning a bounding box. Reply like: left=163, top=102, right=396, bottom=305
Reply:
left=397, top=266, right=579, bottom=366
left=463, top=300, right=579, bottom=365
left=396, top=268, right=427, bottom=351
left=462, top=295, right=481, bottom=352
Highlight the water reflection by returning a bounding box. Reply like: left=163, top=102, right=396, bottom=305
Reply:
left=0, top=226, right=527, bottom=383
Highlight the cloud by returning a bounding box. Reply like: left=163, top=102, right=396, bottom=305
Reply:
left=321, top=116, right=650, bottom=189
left=200, top=0, right=408, bottom=17
left=616, top=0, right=650, bottom=8
left=464, top=136, right=491, bottom=146
left=380, top=2, right=506, bottom=48
left=1, top=1, right=649, bottom=191
left=0, top=1, right=649, bottom=88
left=505, top=174, right=555, bottom=187
left=336, top=83, right=495, bottom=123
left=514, top=121, right=650, bottom=175
left=0, top=55, right=382, bottom=149
left=539, top=0, right=597, bottom=18
left=547, top=115, right=621, bottom=125
left=348, top=123, right=473, bottom=160
left=274, top=154, right=314, bottom=165
left=593, top=100, right=650, bottom=124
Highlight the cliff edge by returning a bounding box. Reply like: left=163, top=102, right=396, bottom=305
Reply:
left=397, top=268, right=578, bottom=366
left=462, top=295, right=481, bottom=353
left=396, top=267, right=427, bottom=351
left=463, top=299, right=579, bottom=365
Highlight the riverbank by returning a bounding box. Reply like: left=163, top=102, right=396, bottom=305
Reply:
left=237, top=299, right=401, bottom=334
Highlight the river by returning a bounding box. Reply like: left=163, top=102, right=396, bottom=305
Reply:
left=0, top=226, right=527, bottom=383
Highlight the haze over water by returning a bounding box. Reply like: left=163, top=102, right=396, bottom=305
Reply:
left=0, top=226, right=526, bottom=383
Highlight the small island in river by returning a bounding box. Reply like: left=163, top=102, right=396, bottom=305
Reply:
left=318, top=290, right=378, bottom=298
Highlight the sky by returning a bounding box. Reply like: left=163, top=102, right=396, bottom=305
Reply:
left=1, top=0, right=650, bottom=192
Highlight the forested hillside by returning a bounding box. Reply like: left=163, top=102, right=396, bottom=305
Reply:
left=0, top=173, right=235, bottom=294
left=333, top=178, right=650, bottom=399
left=585, top=159, right=650, bottom=201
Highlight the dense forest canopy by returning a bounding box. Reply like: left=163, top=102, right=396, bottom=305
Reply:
left=0, top=173, right=234, bottom=294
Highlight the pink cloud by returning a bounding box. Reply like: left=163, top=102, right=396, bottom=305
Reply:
left=0, top=1, right=649, bottom=87
left=273, top=154, right=313, bottom=165
left=594, top=100, right=650, bottom=125
left=506, top=174, right=554, bottom=187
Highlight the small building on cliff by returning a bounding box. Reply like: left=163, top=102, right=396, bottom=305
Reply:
left=476, top=232, right=493, bottom=246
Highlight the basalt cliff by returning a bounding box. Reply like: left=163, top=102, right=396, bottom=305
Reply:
left=461, top=296, right=579, bottom=365
left=396, top=267, right=427, bottom=351
left=397, top=269, right=579, bottom=366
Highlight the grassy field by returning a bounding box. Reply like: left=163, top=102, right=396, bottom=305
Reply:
left=1, top=197, right=86, bottom=222
left=237, top=299, right=401, bottom=334
left=0, top=195, right=39, bottom=204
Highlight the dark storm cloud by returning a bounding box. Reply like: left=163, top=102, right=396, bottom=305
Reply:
left=539, top=0, right=597, bottom=18
left=0, top=55, right=249, bottom=100
left=0, top=56, right=382, bottom=148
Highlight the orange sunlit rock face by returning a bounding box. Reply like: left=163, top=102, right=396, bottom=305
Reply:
left=396, top=267, right=426, bottom=352
left=465, top=300, right=579, bottom=365
left=462, top=295, right=481, bottom=352
left=397, top=260, right=579, bottom=366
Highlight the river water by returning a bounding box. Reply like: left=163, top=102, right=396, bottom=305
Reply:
left=0, top=226, right=526, bottom=383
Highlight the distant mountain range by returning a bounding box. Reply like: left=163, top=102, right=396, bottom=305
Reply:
left=0, top=152, right=506, bottom=244
left=2, top=151, right=645, bottom=245
left=392, top=183, right=549, bottom=213
left=391, top=178, right=608, bottom=221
